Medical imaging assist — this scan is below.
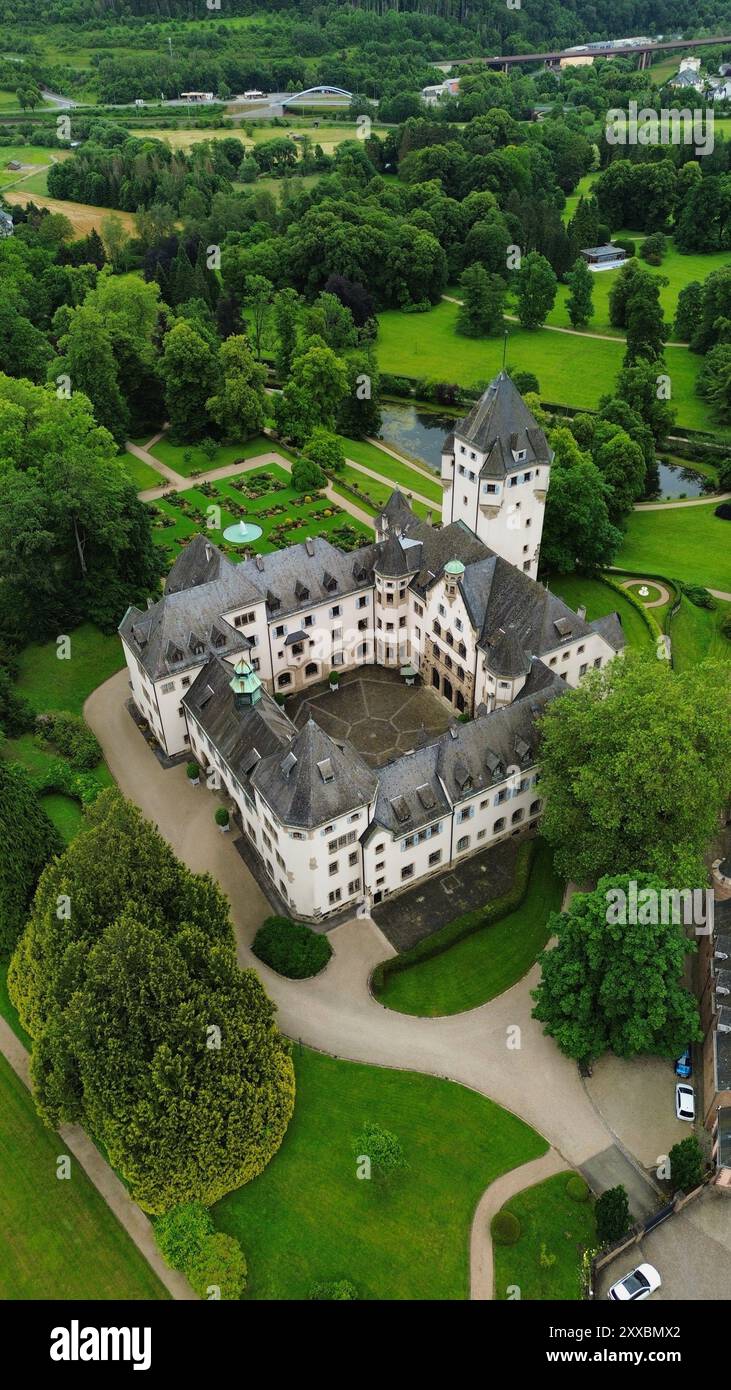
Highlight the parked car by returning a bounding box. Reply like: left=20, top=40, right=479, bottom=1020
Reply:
left=675, top=1082, right=696, bottom=1123
left=674, top=1047, right=692, bottom=1078
left=608, top=1264, right=662, bottom=1301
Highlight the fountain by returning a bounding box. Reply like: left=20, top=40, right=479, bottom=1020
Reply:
left=223, top=518, right=263, bottom=545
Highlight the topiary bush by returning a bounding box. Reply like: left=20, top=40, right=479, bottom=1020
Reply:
left=595, top=1185, right=631, bottom=1246
left=155, top=1202, right=213, bottom=1271
left=215, top=806, right=230, bottom=827
left=566, top=1174, right=590, bottom=1202
left=252, top=915, right=333, bottom=979
left=491, top=1209, right=521, bottom=1245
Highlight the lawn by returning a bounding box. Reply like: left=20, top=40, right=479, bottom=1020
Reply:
left=149, top=433, right=280, bottom=477
left=0, top=1054, right=168, bottom=1300
left=338, top=434, right=443, bottom=505
left=214, top=1046, right=547, bottom=1300
left=493, top=1171, right=596, bottom=1301
left=41, top=791, right=87, bottom=844
left=669, top=595, right=731, bottom=671
left=150, top=465, right=371, bottom=567
left=13, top=622, right=124, bottom=716
left=617, top=502, right=731, bottom=592
left=376, top=299, right=710, bottom=430
left=548, top=244, right=731, bottom=339
left=548, top=574, right=656, bottom=654
left=123, top=451, right=164, bottom=490
left=377, top=839, right=563, bottom=1018
left=332, top=464, right=431, bottom=520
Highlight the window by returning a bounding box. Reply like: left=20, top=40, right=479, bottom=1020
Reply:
left=457, top=807, right=473, bottom=824
left=428, top=849, right=442, bottom=867
left=274, top=624, right=286, bottom=638
left=332, top=651, right=344, bottom=667
left=304, top=615, right=315, bottom=628
left=530, top=799, right=541, bottom=815
left=375, top=860, right=384, bottom=871
left=399, top=616, right=406, bottom=628
left=291, top=642, right=303, bottom=656
left=348, top=850, right=358, bottom=867
left=332, top=627, right=343, bottom=641
left=348, top=812, right=360, bottom=823
left=252, top=658, right=261, bottom=672
left=305, top=662, right=318, bottom=677
left=511, top=808, right=524, bottom=825
left=523, top=562, right=531, bottom=572
left=329, top=888, right=342, bottom=905
left=579, top=663, right=588, bottom=677
left=401, top=864, right=414, bottom=881
left=414, top=602, right=423, bottom=618
left=495, top=789, right=509, bottom=805
left=348, top=878, right=361, bottom=895
left=386, top=622, right=394, bottom=633
left=456, top=836, right=470, bottom=853
left=356, top=595, right=368, bottom=608
left=499, top=680, right=509, bottom=689
left=329, top=861, right=339, bottom=876
left=328, top=832, right=357, bottom=853
left=493, top=817, right=506, bottom=833
left=562, top=651, right=569, bottom=662
left=375, top=843, right=384, bottom=854
left=483, top=482, right=498, bottom=495
left=594, top=657, right=602, bottom=669
left=438, top=604, right=445, bottom=618
left=161, top=680, right=175, bottom=694
left=330, top=605, right=342, bottom=619
left=277, top=672, right=292, bottom=688
left=178, top=706, right=185, bottom=718
left=577, top=644, right=585, bottom=654
left=181, top=676, right=190, bottom=689
left=291, top=830, right=305, bottom=841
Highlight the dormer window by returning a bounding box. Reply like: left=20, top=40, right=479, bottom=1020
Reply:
left=512, top=448, right=527, bottom=463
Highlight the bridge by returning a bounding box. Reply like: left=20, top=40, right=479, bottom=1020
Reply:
left=437, top=33, right=731, bottom=73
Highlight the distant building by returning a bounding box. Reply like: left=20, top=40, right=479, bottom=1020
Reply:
left=243, top=89, right=266, bottom=100
left=714, top=79, right=731, bottom=102
left=421, top=78, right=460, bottom=105
left=580, top=244, right=627, bottom=271
left=0, top=208, right=14, bottom=238
left=180, top=91, right=214, bottom=103
left=669, top=60, right=705, bottom=92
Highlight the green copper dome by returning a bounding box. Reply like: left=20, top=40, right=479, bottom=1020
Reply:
left=444, top=559, right=465, bottom=576
left=230, top=657, right=262, bottom=708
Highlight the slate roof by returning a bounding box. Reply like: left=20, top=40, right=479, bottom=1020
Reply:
left=164, top=534, right=237, bottom=595
left=375, top=489, right=417, bottom=534
left=369, top=742, right=452, bottom=836
left=238, top=536, right=379, bottom=620
left=120, top=581, right=254, bottom=680
left=589, top=612, right=625, bottom=651
left=182, top=656, right=294, bottom=784
left=717, top=1107, right=731, bottom=1169
left=374, top=532, right=421, bottom=578
left=452, top=372, right=552, bottom=479
left=253, top=717, right=379, bottom=829
left=434, top=675, right=563, bottom=804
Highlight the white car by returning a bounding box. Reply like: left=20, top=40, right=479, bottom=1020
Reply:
left=608, top=1264, right=662, bottom=1301
left=675, top=1082, right=696, bottom=1122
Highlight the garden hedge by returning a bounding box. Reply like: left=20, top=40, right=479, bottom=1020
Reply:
left=252, top=915, right=333, bottom=979
left=491, top=1210, right=521, bottom=1246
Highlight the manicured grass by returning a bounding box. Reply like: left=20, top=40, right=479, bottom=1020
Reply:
left=0, top=961, right=31, bottom=1049
left=493, top=1172, right=596, bottom=1301
left=548, top=574, right=655, bottom=654
left=669, top=595, right=731, bottom=672
left=332, top=463, right=431, bottom=519
left=41, top=791, right=86, bottom=844
left=150, top=465, right=371, bottom=567
left=548, top=244, right=731, bottom=339
left=0, top=1054, right=169, bottom=1301
left=377, top=840, right=563, bottom=1018
left=13, top=623, right=124, bottom=716
left=338, top=434, right=443, bottom=504
left=214, top=1046, right=547, bottom=1300
left=123, top=451, right=164, bottom=490
left=376, top=299, right=710, bottom=430
left=149, top=433, right=280, bottom=476
left=617, top=502, right=731, bottom=592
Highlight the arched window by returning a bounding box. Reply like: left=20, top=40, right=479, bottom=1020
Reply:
left=305, top=662, right=318, bottom=677
left=277, top=672, right=292, bottom=688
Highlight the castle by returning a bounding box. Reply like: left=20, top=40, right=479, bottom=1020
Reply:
left=120, top=373, right=624, bottom=921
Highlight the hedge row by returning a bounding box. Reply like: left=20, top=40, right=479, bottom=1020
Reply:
left=597, top=572, right=663, bottom=640
left=371, top=838, right=536, bottom=995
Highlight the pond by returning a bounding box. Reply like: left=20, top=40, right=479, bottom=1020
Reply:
left=653, top=459, right=714, bottom=500
left=379, top=402, right=456, bottom=473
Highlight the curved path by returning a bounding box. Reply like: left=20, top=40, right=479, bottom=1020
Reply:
left=85, top=672, right=638, bottom=1295
left=441, top=295, right=688, bottom=349
left=620, top=578, right=672, bottom=609
left=634, top=492, right=731, bottom=511
left=471, top=1148, right=567, bottom=1300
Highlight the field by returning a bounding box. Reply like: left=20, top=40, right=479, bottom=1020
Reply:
left=548, top=244, right=731, bottom=339
left=617, top=501, right=731, bottom=592
left=5, top=188, right=137, bottom=237
left=376, top=840, right=563, bottom=1018
left=669, top=594, right=731, bottom=670
left=214, top=1046, right=547, bottom=1301
left=376, top=299, right=710, bottom=429
left=12, top=622, right=124, bottom=716
left=0, top=1054, right=168, bottom=1300
left=493, top=1172, right=596, bottom=1301
left=149, top=464, right=371, bottom=565
left=123, top=452, right=164, bottom=490
left=339, top=435, right=443, bottom=504
left=0, top=145, right=61, bottom=187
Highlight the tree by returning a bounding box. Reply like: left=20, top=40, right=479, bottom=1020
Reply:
left=668, top=1136, right=704, bottom=1193
left=456, top=264, right=505, bottom=337
left=275, top=343, right=348, bottom=444
left=8, top=790, right=295, bottom=1212
left=565, top=256, right=593, bottom=329
left=532, top=876, right=701, bottom=1068
left=159, top=322, right=219, bottom=443
left=613, top=359, right=675, bottom=443
left=0, top=761, right=61, bottom=957
left=590, top=423, right=646, bottom=522
left=155, top=1203, right=213, bottom=1271
left=515, top=252, right=557, bottom=330
left=272, top=287, right=300, bottom=380
left=541, top=428, right=622, bottom=575
left=186, top=1233, right=247, bottom=1301
left=353, top=1121, right=408, bottom=1186
left=310, top=1279, right=358, bottom=1300
left=674, top=282, right=703, bottom=344
left=244, top=275, right=273, bottom=360
left=291, top=457, right=326, bottom=492
left=53, top=305, right=130, bottom=445
left=698, top=344, right=731, bottom=424
left=303, top=292, right=358, bottom=352
left=302, top=428, right=345, bottom=474
left=537, top=652, right=731, bottom=886
left=100, top=214, right=130, bottom=273
left=337, top=347, right=382, bottom=439
left=623, top=279, right=667, bottom=366
left=206, top=336, right=267, bottom=442
left=594, top=1187, right=631, bottom=1246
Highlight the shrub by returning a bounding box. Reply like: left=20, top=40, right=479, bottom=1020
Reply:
left=186, top=762, right=200, bottom=781
left=329, top=670, right=340, bottom=685
left=353, top=1121, right=408, bottom=1185
left=679, top=582, right=715, bottom=610
left=718, top=459, right=731, bottom=490
left=0, top=667, right=35, bottom=738
left=509, top=370, right=540, bottom=396
left=155, top=1202, right=213, bottom=1271
left=491, top=1209, right=521, bottom=1245
left=566, top=1175, right=590, bottom=1202
left=640, top=232, right=667, bottom=265
left=303, top=427, right=345, bottom=474
left=35, top=711, right=101, bottom=770
left=214, top=806, right=230, bottom=827
left=186, top=1232, right=247, bottom=1300
left=252, top=915, right=332, bottom=979
left=721, top=611, right=731, bottom=639
left=291, top=457, right=326, bottom=491
left=310, top=1279, right=358, bottom=1300
left=595, top=1185, right=631, bottom=1246
left=614, top=238, right=636, bottom=257
left=668, top=1135, right=704, bottom=1192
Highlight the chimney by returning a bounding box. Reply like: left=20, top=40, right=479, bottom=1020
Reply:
left=426, top=510, right=432, bottom=526
left=205, top=543, right=212, bottom=563
left=577, top=605, right=587, bottom=621
left=305, top=538, right=315, bottom=557
left=255, top=554, right=264, bottom=571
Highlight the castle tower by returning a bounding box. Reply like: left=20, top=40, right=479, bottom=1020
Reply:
left=229, top=657, right=262, bottom=711
left=440, top=371, right=551, bottom=579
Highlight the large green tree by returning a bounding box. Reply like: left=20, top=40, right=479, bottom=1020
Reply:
left=159, top=321, right=220, bottom=443
left=541, top=428, right=622, bottom=575
left=8, top=790, right=295, bottom=1213
left=532, top=875, right=701, bottom=1067
left=537, top=653, right=731, bottom=886
left=206, top=335, right=267, bottom=442
left=0, top=760, right=61, bottom=957
left=457, top=263, right=505, bottom=337
left=565, top=256, right=594, bottom=330
left=515, top=252, right=557, bottom=330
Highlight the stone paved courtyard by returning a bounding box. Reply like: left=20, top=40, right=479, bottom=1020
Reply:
left=288, top=665, right=452, bottom=767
